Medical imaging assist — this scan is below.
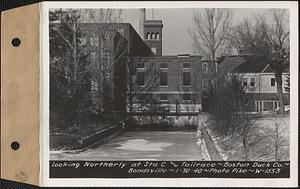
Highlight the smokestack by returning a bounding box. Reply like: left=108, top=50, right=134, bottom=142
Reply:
left=139, top=8, right=146, bottom=39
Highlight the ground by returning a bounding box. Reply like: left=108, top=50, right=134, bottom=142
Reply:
left=206, top=114, right=290, bottom=161
left=51, top=131, right=209, bottom=161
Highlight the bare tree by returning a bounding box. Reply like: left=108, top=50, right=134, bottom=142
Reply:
left=265, top=120, right=288, bottom=161
left=190, top=9, right=233, bottom=75
left=231, top=10, right=290, bottom=114
left=49, top=9, right=126, bottom=128
left=79, top=9, right=123, bottom=23
left=50, top=9, right=93, bottom=127
left=260, top=10, right=290, bottom=114
left=230, top=18, right=271, bottom=55
left=126, top=56, right=159, bottom=119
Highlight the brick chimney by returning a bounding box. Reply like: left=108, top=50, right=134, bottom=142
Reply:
left=139, top=8, right=146, bottom=39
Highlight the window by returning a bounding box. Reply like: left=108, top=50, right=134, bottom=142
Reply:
left=156, top=33, right=160, bottom=39
left=183, top=93, right=191, bottom=101
left=91, top=80, right=98, bottom=91
left=183, top=72, right=191, bottom=86
left=160, top=71, right=168, bottom=86
left=147, top=32, right=151, bottom=39
left=103, top=51, right=110, bottom=67
left=104, top=31, right=110, bottom=41
left=105, top=73, right=110, bottom=80
left=117, top=27, right=124, bottom=36
left=202, top=63, right=208, bottom=73
left=244, top=96, right=249, bottom=105
left=202, top=79, right=208, bottom=90
left=183, top=63, right=191, bottom=69
left=160, top=63, right=168, bottom=68
left=91, top=53, right=96, bottom=61
left=94, top=37, right=99, bottom=46
left=250, top=78, right=255, bottom=87
left=137, top=62, right=145, bottom=68
left=137, top=71, right=145, bottom=86
left=90, top=37, right=94, bottom=46
left=79, top=37, right=87, bottom=46
left=152, top=33, right=156, bottom=39
left=151, top=47, right=157, bottom=55
left=159, top=94, right=168, bottom=102
left=243, top=78, right=248, bottom=87
left=271, top=78, right=276, bottom=86
left=90, top=37, right=99, bottom=46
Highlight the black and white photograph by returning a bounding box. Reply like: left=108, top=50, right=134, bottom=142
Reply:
left=41, top=1, right=297, bottom=186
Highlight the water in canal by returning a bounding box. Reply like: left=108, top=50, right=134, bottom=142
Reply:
left=50, top=131, right=209, bottom=161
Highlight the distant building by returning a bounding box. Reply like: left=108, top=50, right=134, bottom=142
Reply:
left=218, top=55, right=290, bottom=112
left=131, top=15, right=205, bottom=114
left=133, top=55, right=203, bottom=113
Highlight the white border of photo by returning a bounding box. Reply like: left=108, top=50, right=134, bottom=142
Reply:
left=41, top=1, right=298, bottom=187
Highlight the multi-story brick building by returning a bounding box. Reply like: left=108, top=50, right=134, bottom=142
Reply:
left=77, top=23, right=153, bottom=112
left=52, top=10, right=206, bottom=115
left=132, top=15, right=204, bottom=113
left=133, top=55, right=203, bottom=113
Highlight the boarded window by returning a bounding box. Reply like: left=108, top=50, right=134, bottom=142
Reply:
left=160, top=71, right=168, bottom=86
left=137, top=71, right=145, bottom=86
left=183, top=72, right=191, bottom=86
left=271, top=78, right=276, bottom=86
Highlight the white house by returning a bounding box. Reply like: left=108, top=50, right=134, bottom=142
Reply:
left=218, top=55, right=290, bottom=112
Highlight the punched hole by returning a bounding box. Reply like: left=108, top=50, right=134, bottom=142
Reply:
left=11, top=141, right=20, bottom=150
left=11, top=38, right=21, bottom=47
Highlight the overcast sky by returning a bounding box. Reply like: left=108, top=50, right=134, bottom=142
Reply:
left=123, top=8, right=277, bottom=56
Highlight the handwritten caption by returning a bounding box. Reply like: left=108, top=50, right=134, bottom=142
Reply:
left=50, top=161, right=290, bottom=178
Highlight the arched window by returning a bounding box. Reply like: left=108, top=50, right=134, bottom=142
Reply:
left=152, top=33, right=156, bottom=39
left=147, top=32, right=151, bottom=39
left=156, top=33, right=160, bottom=39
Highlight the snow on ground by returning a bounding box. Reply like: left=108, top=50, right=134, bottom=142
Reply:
left=207, top=114, right=290, bottom=161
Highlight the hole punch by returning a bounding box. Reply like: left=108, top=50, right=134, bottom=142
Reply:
left=11, top=38, right=21, bottom=47
left=11, top=141, right=20, bottom=150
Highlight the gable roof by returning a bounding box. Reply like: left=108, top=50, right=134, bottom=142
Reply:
left=218, top=56, right=246, bottom=76
left=231, top=55, right=290, bottom=73
left=231, top=55, right=269, bottom=73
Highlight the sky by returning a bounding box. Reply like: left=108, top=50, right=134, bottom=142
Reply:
left=122, top=8, right=275, bottom=56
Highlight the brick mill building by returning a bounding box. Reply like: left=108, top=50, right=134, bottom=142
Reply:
left=50, top=9, right=206, bottom=115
